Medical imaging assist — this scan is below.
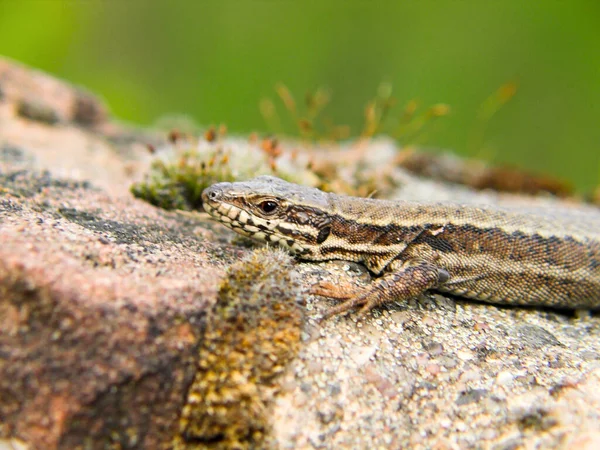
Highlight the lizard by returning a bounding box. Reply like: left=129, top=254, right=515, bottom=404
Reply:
left=202, top=175, right=600, bottom=319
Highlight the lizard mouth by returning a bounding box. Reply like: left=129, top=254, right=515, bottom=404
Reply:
left=203, top=199, right=256, bottom=238
left=202, top=183, right=247, bottom=229
left=203, top=198, right=308, bottom=255
left=202, top=183, right=310, bottom=255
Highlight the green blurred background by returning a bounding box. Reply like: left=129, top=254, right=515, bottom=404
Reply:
left=1, top=1, right=598, bottom=191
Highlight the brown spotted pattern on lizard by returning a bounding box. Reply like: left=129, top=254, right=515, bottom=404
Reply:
left=202, top=176, right=600, bottom=318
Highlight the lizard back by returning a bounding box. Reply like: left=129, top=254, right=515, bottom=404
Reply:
left=326, top=193, right=600, bottom=308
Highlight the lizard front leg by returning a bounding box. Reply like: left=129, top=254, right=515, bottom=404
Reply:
left=314, top=260, right=449, bottom=320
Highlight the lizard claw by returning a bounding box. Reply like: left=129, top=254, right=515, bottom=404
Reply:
left=310, top=280, right=365, bottom=299
left=317, top=290, right=371, bottom=321
left=311, top=280, right=372, bottom=321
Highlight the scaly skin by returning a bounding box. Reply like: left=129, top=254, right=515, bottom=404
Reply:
left=202, top=176, right=600, bottom=318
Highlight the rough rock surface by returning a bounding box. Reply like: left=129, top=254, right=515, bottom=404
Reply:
left=1, top=57, right=600, bottom=450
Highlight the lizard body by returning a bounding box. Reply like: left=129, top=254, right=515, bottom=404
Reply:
left=202, top=176, right=600, bottom=317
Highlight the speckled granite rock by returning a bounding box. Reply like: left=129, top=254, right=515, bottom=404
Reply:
left=0, top=170, right=226, bottom=448
left=1, top=58, right=599, bottom=450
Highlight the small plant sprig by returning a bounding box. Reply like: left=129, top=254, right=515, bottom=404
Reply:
left=468, top=81, right=518, bottom=158
left=260, top=82, right=450, bottom=146
left=361, top=83, right=451, bottom=146
left=593, top=161, right=600, bottom=205
left=131, top=142, right=234, bottom=211
left=260, top=83, right=350, bottom=143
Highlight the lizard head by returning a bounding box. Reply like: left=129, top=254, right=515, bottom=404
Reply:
left=202, top=176, right=332, bottom=257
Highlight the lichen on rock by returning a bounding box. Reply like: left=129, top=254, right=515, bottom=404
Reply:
left=175, top=248, right=304, bottom=450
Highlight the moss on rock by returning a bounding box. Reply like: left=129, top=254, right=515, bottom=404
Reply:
left=174, top=248, right=304, bottom=450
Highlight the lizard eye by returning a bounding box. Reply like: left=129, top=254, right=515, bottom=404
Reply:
left=258, top=200, right=279, bottom=214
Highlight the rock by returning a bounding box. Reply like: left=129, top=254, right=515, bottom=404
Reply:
left=0, top=169, right=219, bottom=449
left=1, top=58, right=600, bottom=450
left=0, top=57, right=107, bottom=127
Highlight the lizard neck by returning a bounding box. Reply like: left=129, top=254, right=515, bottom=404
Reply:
left=308, top=194, right=427, bottom=274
